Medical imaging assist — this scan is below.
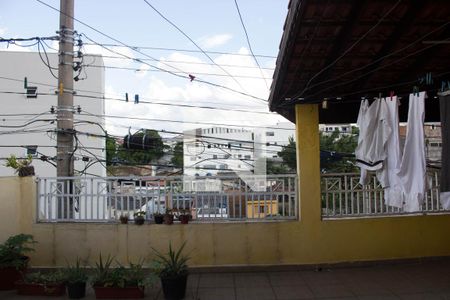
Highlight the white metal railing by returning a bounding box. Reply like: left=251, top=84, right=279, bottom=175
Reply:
left=321, top=170, right=448, bottom=219
left=36, top=175, right=297, bottom=222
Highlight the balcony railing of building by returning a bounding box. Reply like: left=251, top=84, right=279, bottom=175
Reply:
left=321, top=170, right=449, bottom=219
left=36, top=175, right=298, bottom=223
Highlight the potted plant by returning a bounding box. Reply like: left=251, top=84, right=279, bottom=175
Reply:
left=91, top=254, right=149, bottom=299
left=133, top=211, right=146, bottom=225
left=64, top=258, right=88, bottom=299
left=5, top=154, right=35, bottom=177
left=153, top=212, right=164, bottom=224
left=119, top=214, right=129, bottom=224
left=152, top=242, right=189, bottom=300
left=163, top=209, right=174, bottom=225
left=16, top=271, right=65, bottom=296
left=0, top=234, right=36, bottom=290
left=178, top=209, right=191, bottom=224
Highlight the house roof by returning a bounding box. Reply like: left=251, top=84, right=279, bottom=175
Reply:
left=269, top=0, right=450, bottom=123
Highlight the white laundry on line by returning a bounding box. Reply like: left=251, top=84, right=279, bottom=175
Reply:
left=397, top=92, right=427, bottom=212
left=355, top=98, right=391, bottom=186
left=380, top=96, right=403, bottom=208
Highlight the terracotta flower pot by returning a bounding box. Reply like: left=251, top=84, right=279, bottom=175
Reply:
left=0, top=256, right=29, bottom=290
left=163, top=214, right=174, bottom=225
left=0, top=267, right=24, bottom=290
left=15, top=281, right=65, bottom=296
left=93, top=286, right=145, bottom=299
left=178, top=215, right=190, bottom=224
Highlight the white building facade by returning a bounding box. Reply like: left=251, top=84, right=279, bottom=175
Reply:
left=0, top=51, right=106, bottom=178
left=183, top=122, right=295, bottom=176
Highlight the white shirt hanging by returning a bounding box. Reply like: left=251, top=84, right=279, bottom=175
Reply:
left=355, top=98, right=391, bottom=186
left=397, top=92, right=426, bottom=212
left=381, top=96, right=403, bottom=208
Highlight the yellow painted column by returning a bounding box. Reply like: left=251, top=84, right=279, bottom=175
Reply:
left=295, top=104, right=321, bottom=225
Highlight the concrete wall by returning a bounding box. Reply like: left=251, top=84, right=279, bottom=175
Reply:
left=1, top=161, right=450, bottom=268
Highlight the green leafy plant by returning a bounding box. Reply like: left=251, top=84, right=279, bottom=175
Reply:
left=122, top=259, right=155, bottom=287
left=64, top=258, right=88, bottom=284
left=91, top=254, right=116, bottom=287
left=23, top=271, right=64, bottom=285
left=5, top=154, right=35, bottom=177
left=133, top=211, right=146, bottom=218
left=0, top=234, right=36, bottom=269
left=91, top=254, right=151, bottom=288
left=152, top=242, right=189, bottom=279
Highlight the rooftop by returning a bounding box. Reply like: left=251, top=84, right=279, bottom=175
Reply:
left=269, top=0, right=450, bottom=123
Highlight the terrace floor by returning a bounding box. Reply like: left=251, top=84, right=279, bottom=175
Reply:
left=1, top=258, right=450, bottom=299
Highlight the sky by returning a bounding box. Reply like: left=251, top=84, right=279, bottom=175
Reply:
left=0, top=0, right=292, bottom=138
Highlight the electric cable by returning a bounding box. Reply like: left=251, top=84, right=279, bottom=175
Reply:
left=142, top=0, right=248, bottom=94
left=97, top=54, right=275, bottom=70
left=233, top=0, right=269, bottom=89
left=82, top=34, right=267, bottom=103
left=34, top=0, right=267, bottom=102
left=0, top=75, right=268, bottom=109
left=83, top=63, right=271, bottom=80
left=295, top=20, right=450, bottom=96
left=82, top=42, right=276, bottom=58
left=297, top=0, right=402, bottom=97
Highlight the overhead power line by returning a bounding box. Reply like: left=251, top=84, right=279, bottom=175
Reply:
left=35, top=0, right=267, bottom=103
left=233, top=0, right=269, bottom=89
left=296, top=0, right=402, bottom=98
left=293, top=20, right=450, bottom=97
left=0, top=75, right=266, bottom=109
left=84, top=63, right=272, bottom=80
left=79, top=111, right=295, bottom=131
left=97, top=54, right=275, bottom=70
left=83, top=42, right=276, bottom=59
left=142, top=0, right=249, bottom=94
left=0, top=89, right=273, bottom=115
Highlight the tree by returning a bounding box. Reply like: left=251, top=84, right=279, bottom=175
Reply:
left=171, top=141, right=183, bottom=168
left=319, top=128, right=358, bottom=173
left=106, top=130, right=165, bottom=166
left=105, top=136, right=117, bottom=166
left=277, top=136, right=297, bottom=172
left=277, top=128, right=359, bottom=173
left=266, top=159, right=290, bottom=174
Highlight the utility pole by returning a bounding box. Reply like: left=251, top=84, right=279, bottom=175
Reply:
left=57, top=0, right=74, bottom=219
left=57, top=0, right=74, bottom=177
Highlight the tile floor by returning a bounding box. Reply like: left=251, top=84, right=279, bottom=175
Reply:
left=1, top=259, right=449, bottom=299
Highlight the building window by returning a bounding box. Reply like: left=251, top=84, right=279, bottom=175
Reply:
left=213, top=155, right=218, bottom=159
left=266, top=132, right=274, bottom=136
left=244, top=155, right=251, bottom=160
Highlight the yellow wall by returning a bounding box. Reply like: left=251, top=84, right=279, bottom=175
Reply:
left=246, top=200, right=278, bottom=218
left=1, top=114, right=450, bottom=269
